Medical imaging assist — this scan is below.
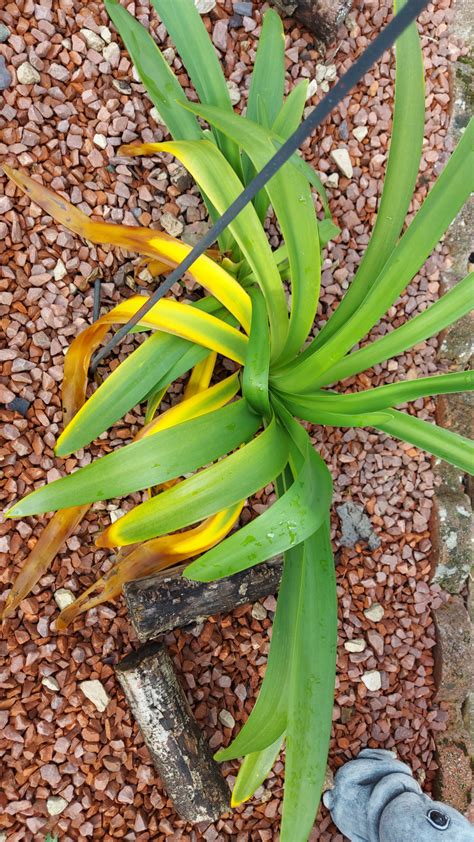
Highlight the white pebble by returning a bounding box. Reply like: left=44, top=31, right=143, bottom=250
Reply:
left=344, top=639, right=366, bottom=653
left=42, top=676, right=60, bottom=692
left=361, top=670, right=382, bottom=692
left=99, top=26, right=112, bottom=44
left=47, top=796, right=68, bottom=816
left=219, top=709, right=236, bottom=729
left=16, top=62, right=40, bottom=85
left=364, top=603, right=385, bottom=622
left=93, top=133, right=107, bottom=149
left=353, top=126, right=368, bottom=142
left=81, top=28, right=105, bottom=51
left=330, top=148, right=353, bottom=179
left=315, top=64, right=326, bottom=83
left=306, top=79, right=318, bottom=99
left=54, top=588, right=75, bottom=610
left=53, top=258, right=67, bottom=281
left=325, top=64, right=337, bottom=82
left=326, top=173, right=339, bottom=189
left=79, top=680, right=110, bottom=712
left=226, top=79, right=241, bottom=106
left=195, top=0, right=216, bottom=11
left=103, top=42, right=121, bottom=67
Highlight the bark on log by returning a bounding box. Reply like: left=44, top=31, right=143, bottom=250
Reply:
left=270, top=0, right=352, bottom=42
left=115, top=641, right=229, bottom=822
left=124, top=557, right=283, bottom=642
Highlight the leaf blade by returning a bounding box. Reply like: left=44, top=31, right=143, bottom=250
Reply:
left=311, top=0, right=425, bottom=348
left=184, top=434, right=332, bottom=581
left=7, top=400, right=261, bottom=517
left=281, top=520, right=337, bottom=841
left=98, top=415, right=289, bottom=546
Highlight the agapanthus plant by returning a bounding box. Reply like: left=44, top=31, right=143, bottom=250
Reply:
left=3, top=0, right=473, bottom=838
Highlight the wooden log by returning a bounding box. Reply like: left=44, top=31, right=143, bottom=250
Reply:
left=115, top=641, right=230, bottom=822
left=124, top=557, right=283, bottom=642
left=270, top=0, right=352, bottom=42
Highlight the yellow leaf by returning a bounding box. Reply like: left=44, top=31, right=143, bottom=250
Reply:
left=184, top=351, right=217, bottom=399
left=137, top=371, right=240, bottom=440
left=60, top=296, right=247, bottom=429
left=55, top=501, right=244, bottom=628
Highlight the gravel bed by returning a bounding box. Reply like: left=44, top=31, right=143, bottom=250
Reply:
left=0, top=0, right=465, bottom=839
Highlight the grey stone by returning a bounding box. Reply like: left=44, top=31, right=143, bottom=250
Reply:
left=0, top=24, right=10, bottom=42
left=168, top=162, right=192, bottom=191
left=234, top=1, right=253, bottom=14
left=182, top=221, right=212, bottom=247
left=160, top=211, right=184, bottom=238
left=337, top=501, right=381, bottom=551
left=338, top=120, right=349, bottom=141
left=364, top=603, right=385, bottom=622
left=344, top=639, right=366, bottom=653
left=251, top=602, right=267, bottom=621
left=0, top=56, right=12, bottom=91
left=430, top=489, right=472, bottom=593
left=112, top=79, right=132, bottom=95
left=6, top=396, right=30, bottom=417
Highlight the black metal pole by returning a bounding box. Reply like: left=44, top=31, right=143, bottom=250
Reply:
left=90, top=0, right=429, bottom=374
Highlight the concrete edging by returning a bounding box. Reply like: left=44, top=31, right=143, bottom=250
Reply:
left=431, top=0, right=473, bottom=812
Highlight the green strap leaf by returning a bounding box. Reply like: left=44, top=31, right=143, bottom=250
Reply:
left=7, top=400, right=261, bottom=517
left=103, top=414, right=289, bottom=545
left=272, top=81, right=308, bottom=137
left=277, top=401, right=392, bottom=428
left=242, top=287, right=271, bottom=418
left=283, top=371, right=474, bottom=414
left=150, top=0, right=241, bottom=176
left=158, top=139, right=289, bottom=359
left=375, top=409, right=474, bottom=475
left=300, top=272, right=473, bottom=388
left=247, top=10, right=285, bottom=126
left=105, top=0, right=201, bottom=140
left=231, top=736, right=285, bottom=807
left=311, top=0, right=425, bottom=349
left=185, top=429, right=332, bottom=581
left=281, top=520, right=337, bottom=842
left=182, top=105, right=321, bottom=362
left=243, top=8, right=285, bottom=213
left=286, top=119, right=474, bottom=389
left=215, top=543, right=303, bottom=760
